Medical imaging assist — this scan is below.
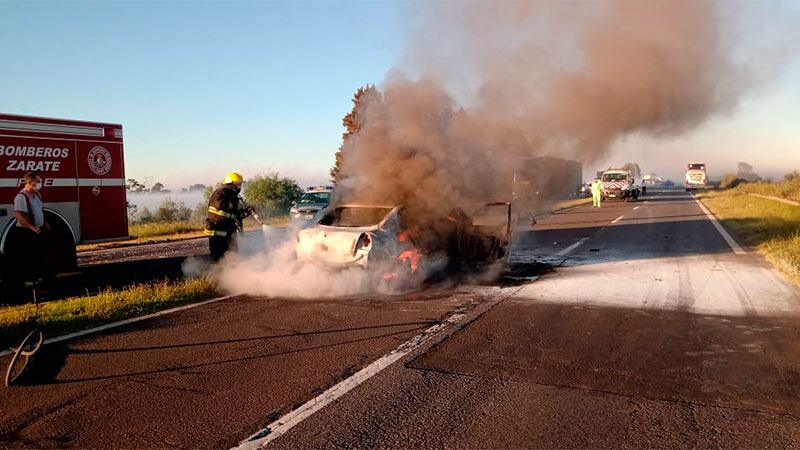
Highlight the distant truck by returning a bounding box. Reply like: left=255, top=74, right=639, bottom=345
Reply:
left=601, top=168, right=640, bottom=201
left=684, top=163, right=708, bottom=190
left=0, top=113, right=129, bottom=282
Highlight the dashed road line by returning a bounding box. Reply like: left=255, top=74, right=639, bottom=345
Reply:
left=556, top=237, right=590, bottom=256
left=611, top=214, right=624, bottom=224
left=235, top=287, right=523, bottom=449
left=633, top=206, right=640, bottom=210
left=692, top=194, right=746, bottom=255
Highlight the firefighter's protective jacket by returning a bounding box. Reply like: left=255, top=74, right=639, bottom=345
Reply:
left=204, top=186, right=248, bottom=237
left=591, top=180, right=602, bottom=195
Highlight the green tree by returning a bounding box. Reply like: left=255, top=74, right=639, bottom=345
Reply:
left=243, top=173, right=303, bottom=218
left=736, top=162, right=760, bottom=182
left=153, top=199, right=192, bottom=222
left=330, top=84, right=381, bottom=183
left=138, top=207, right=154, bottom=223
left=151, top=182, right=165, bottom=193
left=127, top=178, right=146, bottom=193
left=720, top=173, right=745, bottom=189
left=784, top=170, right=800, bottom=181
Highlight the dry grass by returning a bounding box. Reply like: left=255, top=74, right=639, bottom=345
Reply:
left=130, top=221, right=205, bottom=238
left=733, top=179, right=800, bottom=202
left=0, top=278, right=218, bottom=349
left=697, top=189, right=800, bottom=285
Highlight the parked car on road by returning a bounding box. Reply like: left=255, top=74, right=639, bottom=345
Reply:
left=289, top=186, right=333, bottom=227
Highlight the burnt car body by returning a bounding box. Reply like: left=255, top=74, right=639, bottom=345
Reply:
left=295, top=203, right=511, bottom=277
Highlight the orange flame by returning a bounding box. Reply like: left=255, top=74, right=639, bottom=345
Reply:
left=397, top=227, right=422, bottom=243
left=398, top=248, right=423, bottom=273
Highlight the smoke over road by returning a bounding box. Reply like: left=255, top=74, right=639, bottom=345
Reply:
left=337, top=1, right=744, bottom=217
left=206, top=2, right=751, bottom=299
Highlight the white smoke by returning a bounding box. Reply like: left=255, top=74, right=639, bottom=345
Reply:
left=204, top=227, right=436, bottom=298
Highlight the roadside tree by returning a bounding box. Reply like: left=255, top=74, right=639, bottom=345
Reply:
left=127, top=178, right=146, bottom=192
left=243, top=173, right=303, bottom=217
left=330, top=84, right=381, bottom=183
left=720, top=173, right=745, bottom=189
left=154, top=199, right=192, bottom=222
left=736, top=162, right=760, bottom=182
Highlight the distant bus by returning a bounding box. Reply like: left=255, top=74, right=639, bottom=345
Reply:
left=684, top=163, right=707, bottom=190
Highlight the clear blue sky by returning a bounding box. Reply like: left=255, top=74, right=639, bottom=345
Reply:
left=0, top=0, right=404, bottom=189
left=1, top=1, right=798, bottom=187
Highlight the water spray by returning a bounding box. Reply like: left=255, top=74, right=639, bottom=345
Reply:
left=239, top=196, right=269, bottom=232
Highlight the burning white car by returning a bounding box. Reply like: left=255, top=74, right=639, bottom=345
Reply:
left=295, top=203, right=512, bottom=281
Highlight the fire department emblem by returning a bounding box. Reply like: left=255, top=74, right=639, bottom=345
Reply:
left=88, top=146, right=112, bottom=175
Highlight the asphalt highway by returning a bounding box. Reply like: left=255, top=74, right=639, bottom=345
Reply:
left=2, top=189, right=799, bottom=448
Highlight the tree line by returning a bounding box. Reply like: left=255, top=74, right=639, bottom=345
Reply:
left=127, top=173, right=303, bottom=225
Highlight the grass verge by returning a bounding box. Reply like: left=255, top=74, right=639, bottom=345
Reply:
left=130, top=221, right=205, bottom=238
left=732, top=178, right=800, bottom=202
left=0, top=278, right=218, bottom=349
left=697, top=189, right=800, bottom=285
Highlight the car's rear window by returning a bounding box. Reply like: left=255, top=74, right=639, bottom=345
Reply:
left=319, top=207, right=393, bottom=227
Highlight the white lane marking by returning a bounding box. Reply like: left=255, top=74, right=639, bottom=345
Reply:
left=556, top=237, right=590, bottom=256
left=0, top=295, right=234, bottom=357
left=633, top=206, right=640, bottom=210
left=611, top=215, right=624, bottom=224
left=235, top=302, right=489, bottom=449
left=692, top=194, right=746, bottom=255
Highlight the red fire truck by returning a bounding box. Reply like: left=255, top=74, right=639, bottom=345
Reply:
left=0, top=113, right=129, bottom=281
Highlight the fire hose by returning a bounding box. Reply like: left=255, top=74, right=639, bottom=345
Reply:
left=5, top=288, right=44, bottom=387
left=239, top=197, right=268, bottom=231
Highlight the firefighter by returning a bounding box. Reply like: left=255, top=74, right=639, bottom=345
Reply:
left=591, top=178, right=603, bottom=208
left=204, top=172, right=255, bottom=262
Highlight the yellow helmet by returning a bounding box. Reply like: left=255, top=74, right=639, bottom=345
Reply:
left=223, top=172, right=243, bottom=185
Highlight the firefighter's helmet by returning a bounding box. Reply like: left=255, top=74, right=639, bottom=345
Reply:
left=223, top=172, right=243, bottom=185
